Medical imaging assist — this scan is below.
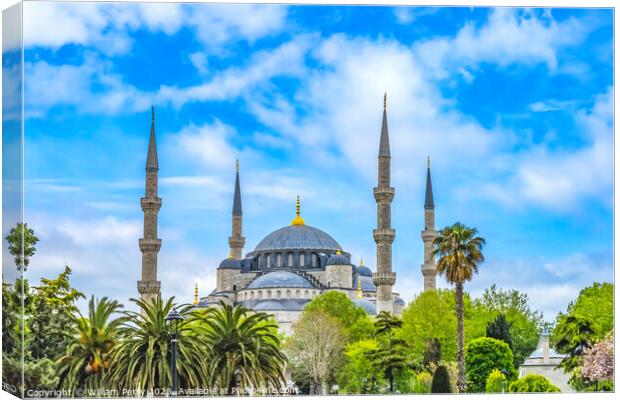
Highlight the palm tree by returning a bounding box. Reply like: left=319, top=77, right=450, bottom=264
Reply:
left=191, top=302, right=287, bottom=394
left=433, top=222, right=485, bottom=393
left=105, top=296, right=209, bottom=393
left=56, top=296, right=123, bottom=391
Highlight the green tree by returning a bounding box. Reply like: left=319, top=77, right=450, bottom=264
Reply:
left=560, top=283, right=613, bottom=339
left=5, top=222, right=39, bottom=271
left=191, top=302, right=287, bottom=393
left=400, top=290, right=457, bottom=362
left=29, top=265, right=85, bottom=360
left=337, top=339, right=386, bottom=394
left=554, top=315, right=597, bottom=375
left=305, top=291, right=372, bottom=341
left=485, top=368, right=508, bottom=393
left=285, top=310, right=347, bottom=394
left=56, top=296, right=123, bottom=391
left=509, top=374, right=560, bottom=392
left=464, top=337, right=516, bottom=393
left=371, top=312, right=408, bottom=393
left=105, top=297, right=210, bottom=393
left=486, top=314, right=513, bottom=350
left=423, top=338, right=442, bottom=367
left=433, top=222, right=486, bottom=392
left=431, top=365, right=452, bottom=393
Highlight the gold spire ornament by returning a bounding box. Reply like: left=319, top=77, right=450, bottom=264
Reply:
left=193, top=283, right=199, bottom=305
left=427, top=156, right=430, bottom=168
left=291, top=195, right=305, bottom=226
left=236, top=159, right=239, bottom=173
left=383, top=92, right=387, bottom=110
left=360, top=258, right=364, bottom=266
left=357, top=277, right=363, bottom=298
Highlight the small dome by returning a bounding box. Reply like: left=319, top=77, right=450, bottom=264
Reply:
left=244, top=299, right=310, bottom=312
left=356, top=265, right=373, bottom=277
left=247, top=271, right=314, bottom=289
left=353, top=298, right=377, bottom=315
left=394, top=297, right=406, bottom=306
left=326, top=252, right=350, bottom=266
left=218, top=257, right=241, bottom=269
left=354, top=275, right=377, bottom=292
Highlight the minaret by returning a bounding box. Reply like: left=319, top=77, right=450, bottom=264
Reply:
left=421, top=156, right=438, bottom=291
left=228, top=160, right=245, bottom=259
left=138, top=106, right=162, bottom=304
left=373, top=93, right=396, bottom=314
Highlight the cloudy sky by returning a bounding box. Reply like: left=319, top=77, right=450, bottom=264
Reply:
left=9, top=2, right=614, bottom=320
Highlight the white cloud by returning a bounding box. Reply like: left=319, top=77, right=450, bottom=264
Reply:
left=23, top=2, right=288, bottom=55
left=414, top=8, right=587, bottom=77
left=475, top=88, right=613, bottom=210
left=173, top=121, right=240, bottom=171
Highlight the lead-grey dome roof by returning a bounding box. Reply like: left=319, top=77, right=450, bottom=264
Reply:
left=252, top=224, right=342, bottom=253
left=354, top=275, right=377, bottom=292
left=356, top=265, right=373, bottom=277
left=353, top=298, right=377, bottom=315
left=243, top=298, right=309, bottom=312
left=218, top=257, right=241, bottom=269
left=327, top=252, right=350, bottom=265
left=247, top=271, right=315, bottom=289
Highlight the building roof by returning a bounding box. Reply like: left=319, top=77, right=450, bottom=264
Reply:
left=232, top=161, right=242, bottom=215
left=353, top=298, right=377, bottom=315
left=326, top=252, right=350, bottom=266
left=424, top=163, right=434, bottom=209
left=243, top=298, right=310, bottom=312
left=247, top=271, right=315, bottom=289
left=251, top=224, right=342, bottom=253
left=378, top=95, right=390, bottom=158
left=146, top=106, right=158, bottom=171
left=218, top=257, right=241, bottom=269
left=354, top=274, right=377, bottom=292
left=394, top=296, right=406, bottom=305
left=355, top=265, right=373, bottom=277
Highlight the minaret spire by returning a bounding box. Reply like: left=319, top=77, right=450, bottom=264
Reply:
left=421, top=156, right=438, bottom=291
left=291, top=195, right=305, bottom=226
left=228, top=159, right=245, bottom=259
left=193, top=283, right=199, bottom=305
left=138, top=106, right=162, bottom=305
left=373, top=93, right=396, bottom=314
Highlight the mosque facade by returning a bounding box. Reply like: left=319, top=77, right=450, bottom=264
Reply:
left=137, top=96, right=438, bottom=333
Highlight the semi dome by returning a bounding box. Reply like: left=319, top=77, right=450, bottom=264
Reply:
left=247, top=271, right=314, bottom=289
left=218, top=257, right=241, bottom=269
left=356, top=265, right=373, bottom=277
left=252, top=224, right=342, bottom=253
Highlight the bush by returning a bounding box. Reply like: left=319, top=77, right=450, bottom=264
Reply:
left=485, top=368, right=508, bottom=393
left=431, top=365, right=452, bottom=393
left=509, top=374, right=560, bottom=392
left=412, top=371, right=432, bottom=393
left=465, top=337, right=517, bottom=393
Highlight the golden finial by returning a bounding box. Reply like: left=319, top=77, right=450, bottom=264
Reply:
left=193, top=282, right=199, bottom=305
left=229, top=250, right=234, bottom=258
left=427, top=156, right=430, bottom=168
left=236, top=159, right=239, bottom=173
left=383, top=92, right=387, bottom=110
left=336, top=250, right=341, bottom=255
left=291, top=195, right=305, bottom=225
left=357, top=277, right=363, bottom=298
left=360, top=258, right=364, bottom=266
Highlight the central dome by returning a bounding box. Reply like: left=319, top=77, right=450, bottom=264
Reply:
left=252, top=224, right=342, bottom=253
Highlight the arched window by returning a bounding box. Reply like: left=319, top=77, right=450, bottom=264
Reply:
left=266, top=254, right=271, bottom=268
left=267, top=290, right=272, bottom=299
left=304, top=290, right=309, bottom=297
left=286, top=289, right=291, bottom=297
left=300, top=253, right=305, bottom=267
left=295, top=290, right=301, bottom=298
left=276, top=253, right=282, bottom=267
left=288, top=253, right=293, bottom=267
left=258, top=290, right=263, bottom=299
left=312, top=253, right=318, bottom=268
left=276, top=290, right=281, bottom=298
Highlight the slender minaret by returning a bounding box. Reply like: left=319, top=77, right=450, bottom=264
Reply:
left=373, top=93, right=396, bottom=314
left=421, top=156, right=438, bottom=291
left=138, top=107, right=162, bottom=304
left=228, top=160, right=245, bottom=259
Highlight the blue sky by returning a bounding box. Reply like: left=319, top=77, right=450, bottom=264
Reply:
left=10, top=2, right=613, bottom=319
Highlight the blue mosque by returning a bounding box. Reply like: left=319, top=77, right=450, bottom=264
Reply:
left=137, top=96, right=439, bottom=333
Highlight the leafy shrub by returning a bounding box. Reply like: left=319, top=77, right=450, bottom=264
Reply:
left=431, top=365, right=452, bottom=393
left=509, top=374, right=561, bottom=392
left=485, top=368, right=507, bottom=393
left=465, top=337, right=517, bottom=392
left=412, top=371, right=432, bottom=393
